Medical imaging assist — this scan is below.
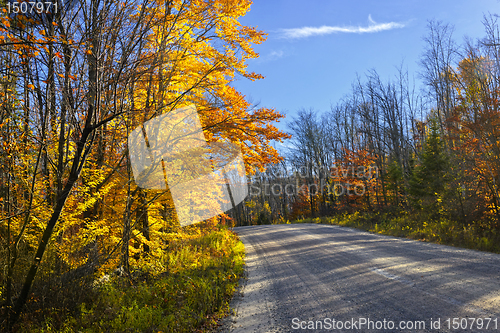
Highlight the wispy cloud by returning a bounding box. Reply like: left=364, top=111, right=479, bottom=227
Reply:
left=269, top=50, right=284, bottom=59
left=255, top=50, right=285, bottom=63
left=280, top=15, right=406, bottom=39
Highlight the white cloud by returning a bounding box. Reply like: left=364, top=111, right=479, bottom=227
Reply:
left=269, top=50, right=284, bottom=59
left=254, top=50, right=285, bottom=63
left=280, top=15, right=406, bottom=39
left=368, top=14, right=376, bottom=25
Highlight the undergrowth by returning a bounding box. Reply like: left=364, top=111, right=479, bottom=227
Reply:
left=291, top=211, right=500, bottom=254
left=16, top=226, right=245, bottom=333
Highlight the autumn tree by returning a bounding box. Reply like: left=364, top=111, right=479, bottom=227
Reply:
left=0, top=0, right=288, bottom=329
left=449, top=26, right=500, bottom=226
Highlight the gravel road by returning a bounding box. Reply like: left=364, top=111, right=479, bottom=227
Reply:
left=219, top=223, right=500, bottom=333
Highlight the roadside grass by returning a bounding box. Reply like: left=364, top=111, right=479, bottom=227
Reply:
left=17, top=225, right=245, bottom=333
left=289, top=211, right=500, bottom=254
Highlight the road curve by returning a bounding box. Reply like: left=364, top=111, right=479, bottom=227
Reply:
left=220, top=223, right=500, bottom=333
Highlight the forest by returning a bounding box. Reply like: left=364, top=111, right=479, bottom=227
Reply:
left=240, top=15, right=500, bottom=255
left=1, top=0, right=500, bottom=331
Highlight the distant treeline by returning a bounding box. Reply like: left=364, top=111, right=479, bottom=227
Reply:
left=237, top=16, right=500, bottom=244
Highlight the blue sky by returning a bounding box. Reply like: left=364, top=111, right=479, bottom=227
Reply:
left=233, top=0, right=500, bottom=132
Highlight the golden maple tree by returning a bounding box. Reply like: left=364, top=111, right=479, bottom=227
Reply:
left=0, top=0, right=289, bottom=328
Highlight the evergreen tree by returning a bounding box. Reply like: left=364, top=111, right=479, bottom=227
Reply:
left=409, top=117, right=449, bottom=212
left=386, top=159, right=405, bottom=207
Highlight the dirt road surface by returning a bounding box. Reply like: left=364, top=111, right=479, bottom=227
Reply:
left=219, top=224, right=500, bottom=332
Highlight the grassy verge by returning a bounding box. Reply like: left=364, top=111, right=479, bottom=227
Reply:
left=290, top=211, right=500, bottom=253
left=18, top=226, right=245, bottom=333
